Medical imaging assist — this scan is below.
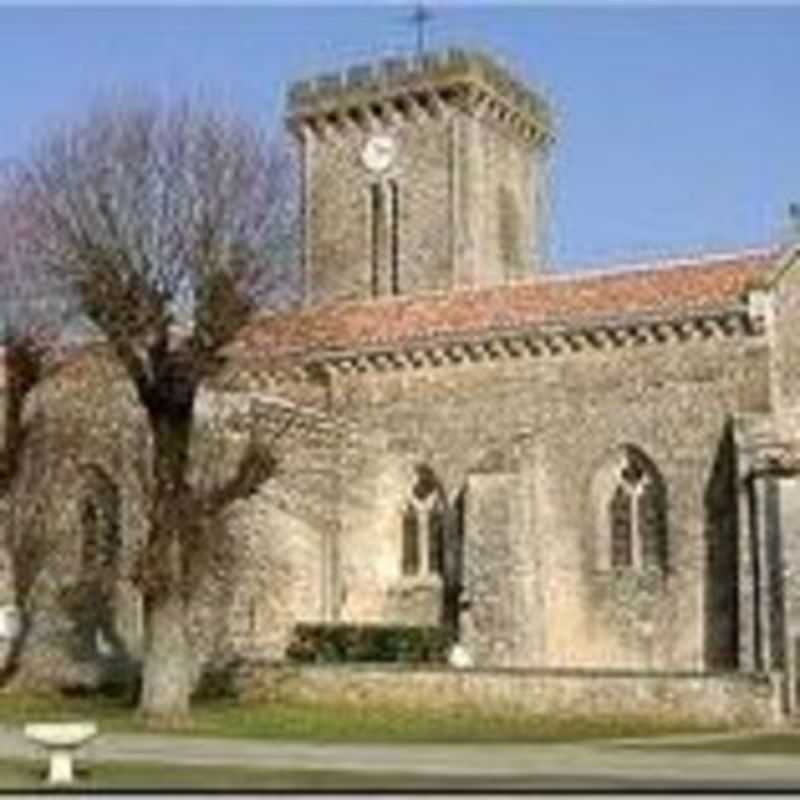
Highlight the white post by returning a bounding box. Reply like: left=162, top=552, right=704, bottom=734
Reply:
left=48, top=748, right=75, bottom=785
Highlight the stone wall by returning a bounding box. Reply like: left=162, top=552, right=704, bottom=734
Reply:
left=0, top=315, right=776, bottom=680
left=235, top=662, right=782, bottom=729
left=0, top=350, right=151, bottom=687
left=326, top=328, right=772, bottom=671
left=0, top=349, right=340, bottom=685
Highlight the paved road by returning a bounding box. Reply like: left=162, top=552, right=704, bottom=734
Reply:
left=2, top=725, right=799, bottom=790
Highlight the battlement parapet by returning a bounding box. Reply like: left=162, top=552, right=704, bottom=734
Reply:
left=287, top=48, right=553, bottom=133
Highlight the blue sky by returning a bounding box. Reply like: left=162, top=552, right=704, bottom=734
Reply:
left=0, top=5, right=798, bottom=273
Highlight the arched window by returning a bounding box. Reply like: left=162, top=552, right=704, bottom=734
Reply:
left=597, top=446, right=668, bottom=572
left=401, top=464, right=445, bottom=578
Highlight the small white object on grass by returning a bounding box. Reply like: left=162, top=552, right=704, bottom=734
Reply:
left=448, top=643, right=474, bottom=669
left=24, top=721, right=98, bottom=784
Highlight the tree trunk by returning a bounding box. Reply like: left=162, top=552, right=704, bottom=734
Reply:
left=137, top=383, right=195, bottom=721
left=139, top=588, right=192, bottom=720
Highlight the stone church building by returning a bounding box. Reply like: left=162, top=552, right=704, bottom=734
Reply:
left=3, top=49, right=800, bottom=713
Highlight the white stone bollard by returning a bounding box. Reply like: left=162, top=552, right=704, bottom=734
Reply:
left=448, top=643, right=474, bottom=669
left=24, top=721, right=98, bottom=784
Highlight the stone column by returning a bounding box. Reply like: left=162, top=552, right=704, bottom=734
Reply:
left=739, top=470, right=779, bottom=673
left=774, top=477, right=800, bottom=712
left=511, top=434, right=543, bottom=665
left=733, top=414, right=800, bottom=716
left=740, top=471, right=800, bottom=723
left=460, top=472, right=519, bottom=666
left=754, top=476, right=773, bottom=671
left=738, top=473, right=757, bottom=671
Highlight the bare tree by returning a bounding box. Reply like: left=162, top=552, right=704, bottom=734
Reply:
left=2, top=95, right=297, bottom=719
left=0, top=192, right=51, bottom=482
left=0, top=189, right=63, bottom=677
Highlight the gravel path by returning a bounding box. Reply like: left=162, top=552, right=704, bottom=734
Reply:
left=1, top=724, right=798, bottom=790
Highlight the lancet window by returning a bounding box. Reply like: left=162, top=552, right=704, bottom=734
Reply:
left=402, top=464, right=445, bottom=578
left=606, top=446, right=668, bottom=571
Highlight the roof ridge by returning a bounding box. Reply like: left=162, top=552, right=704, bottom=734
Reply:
left=536, top=245, right=778, bottom=286
left=258, top=245, right=777, bottom=322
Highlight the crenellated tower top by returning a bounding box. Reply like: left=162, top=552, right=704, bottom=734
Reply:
left=287, top=49, right=554, bottom=148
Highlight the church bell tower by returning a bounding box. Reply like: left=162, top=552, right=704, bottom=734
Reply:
left=286, top=49, right=554, bottom=306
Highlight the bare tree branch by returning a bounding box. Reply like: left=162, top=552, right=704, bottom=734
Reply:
left=198, top=435, right=277, bottom=520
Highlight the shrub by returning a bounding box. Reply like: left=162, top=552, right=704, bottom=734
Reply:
left=286, top=624, right=451, bottom=664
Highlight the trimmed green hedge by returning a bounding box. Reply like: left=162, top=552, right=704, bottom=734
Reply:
left=286, top=623, right=451, bottom=664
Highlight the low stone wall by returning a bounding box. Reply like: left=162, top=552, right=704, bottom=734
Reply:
left=234, top=662, right=782, bottom=728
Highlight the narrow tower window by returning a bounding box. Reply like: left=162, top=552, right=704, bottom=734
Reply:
left=369, top=183, right=384, bottom=298
left=389, top=180, right=400, bottom=295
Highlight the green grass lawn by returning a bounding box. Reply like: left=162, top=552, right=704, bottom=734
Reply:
left=0, top=690, right=726, bottom=743
left=168, top=699, right=727, bottom=743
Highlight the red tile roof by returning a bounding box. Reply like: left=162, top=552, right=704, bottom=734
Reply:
left=239, top=249, right=776, bottom=359
left=0, top=248, right=776, bottom=387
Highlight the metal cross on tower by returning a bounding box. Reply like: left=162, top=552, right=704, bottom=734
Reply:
left=409, top=3, right=434, bottom=55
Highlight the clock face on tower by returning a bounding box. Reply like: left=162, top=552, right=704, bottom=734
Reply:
left=361, top=135, right=396, bottom=173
